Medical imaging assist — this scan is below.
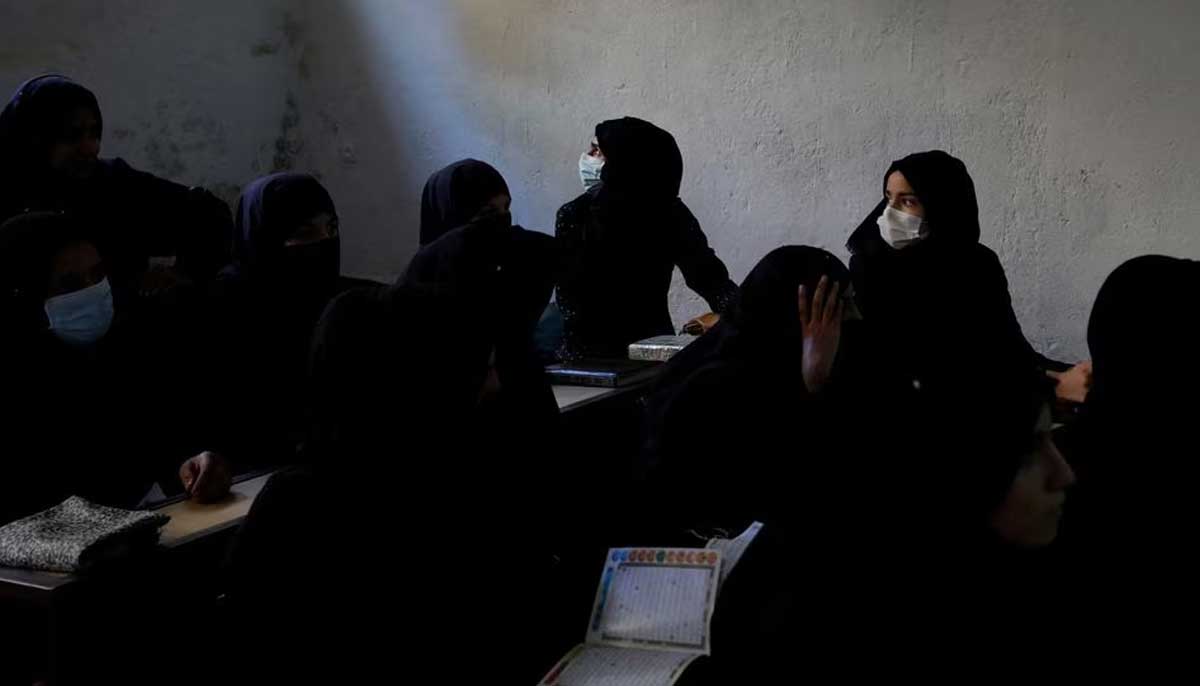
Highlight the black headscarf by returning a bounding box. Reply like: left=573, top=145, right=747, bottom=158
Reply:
left=0, top=211, right=199, bottom=524
left=0, top=75, right=102, bottom=174
left=226, top=284, right=514, bottom=683
left=0, top=211, right=94, bottom=299
left=847, top=150, right=980, bottom=257
left=1064, top=255, right=1200, bottom=552
left=400, top=218, right=559, bottom=434
left=596, top=117, right=683, bottom=200
left=1087, top=255, right=1200, bottom=405
left=301, top=284, right=490, bottom=469
left=229, top=172, right=339, bottom=284
left=846, top=150, right=1052, bottom=392
left=419, top=159, right=511, bottom=246
left=0, top=211, right=100, bottom=335
left=639, top=247, right=854, bottom=534
left=649, top=246, right=851, bottom=399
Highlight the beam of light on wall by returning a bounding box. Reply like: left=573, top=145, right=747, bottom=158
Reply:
left=343, top=0, right=491, bottom=171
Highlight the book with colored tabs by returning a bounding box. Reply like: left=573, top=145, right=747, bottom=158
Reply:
left=627, top=335, right=699, bottom=363
left=545, top=358, right=662, bottom=388
left=540, top=523, right=763, bottom=686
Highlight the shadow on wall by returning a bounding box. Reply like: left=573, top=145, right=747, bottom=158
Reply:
left=0, top=0, right=304, bottom=212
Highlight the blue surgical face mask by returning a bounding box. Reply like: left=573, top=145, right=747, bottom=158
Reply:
left=579, top=152, right=605, bottom=190
left=44, top=277, right=114, bottom=346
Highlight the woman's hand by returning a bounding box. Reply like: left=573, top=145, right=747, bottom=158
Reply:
left=179, top=451, right=232, bottom=503
left=138, top=262, right=190, bottom=299
left=1048, top=361, right=1092, bottom=404
left=799, top=276, right=843, bottom=393
left=681, top=312, right=721, bottom=336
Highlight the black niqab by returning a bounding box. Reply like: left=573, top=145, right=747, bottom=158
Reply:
left=227, top=172, right=339, bottom=292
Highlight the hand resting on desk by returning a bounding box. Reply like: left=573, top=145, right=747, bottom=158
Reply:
left=179, top=451, right=232, bottom=503
left=681, top=312, right=720, bottom=336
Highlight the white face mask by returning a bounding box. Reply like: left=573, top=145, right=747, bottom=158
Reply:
left=579, top=152, right=605, bottom=191
left=44, top=277, right=114, bottom=346
left=877, top=205, right=929, bottom=250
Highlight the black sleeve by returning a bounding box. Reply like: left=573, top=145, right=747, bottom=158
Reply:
left=554, top=201, right=588, bottom=362
left=974, top=247, right=1068, bottom=372
left=669, top=202, right=738, bottom=314
left=110, top=159, right=233, bottom=282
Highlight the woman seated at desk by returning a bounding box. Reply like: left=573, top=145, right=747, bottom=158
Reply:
left=228, top=289, right=566, bottom=681
left=0, top=74, right=232, bottom=300
left=639, top=246, right=860, bottom=538
left=1055, top=255, right=1200, bottom=612
left=846, top=150, right=1090, bottom=403
left=202, top=172, right=360, bottom=470
left=0, top=212, right=230, bottom=525
left=555, top=117, right=738, bottom=361
left=682, top=369, right=1076, bottom=681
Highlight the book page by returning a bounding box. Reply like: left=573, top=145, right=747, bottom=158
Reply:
left=706, top=521, right=763, bottom=590
left=585, top=548, right=720, bottom=654
left=539, top=644, right=700, bottom=686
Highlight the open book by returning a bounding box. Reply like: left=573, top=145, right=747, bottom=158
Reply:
left=539, top=523, right=763, bottom=686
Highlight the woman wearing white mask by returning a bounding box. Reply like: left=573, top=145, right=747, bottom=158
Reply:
left=846, top=151, right=1089, bottom=401
left=0, top=211, right=230, bottom=525
left=555, top=117, right=738, bottom=361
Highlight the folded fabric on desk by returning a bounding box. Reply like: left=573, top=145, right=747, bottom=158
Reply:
left=0, top=496, right=169, bottom=573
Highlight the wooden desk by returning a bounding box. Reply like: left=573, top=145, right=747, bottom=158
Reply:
left=158, top=473, right=270, bottom=547
left=0, top=472, right=272, bottom=685
left=0, top=473, right=272, bottom=601
left=553, top=382, right=654, bottom=413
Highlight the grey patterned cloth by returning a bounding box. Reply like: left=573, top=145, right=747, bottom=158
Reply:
left=0, top=496, right=169, bottom=572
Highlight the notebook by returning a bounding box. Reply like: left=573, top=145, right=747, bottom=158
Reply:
left=540, top=523, right=763, bottom=686
left=545, top=359, right=662, bottom=388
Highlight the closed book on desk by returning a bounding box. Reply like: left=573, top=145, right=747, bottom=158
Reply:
left=546, top=359, right=662, bottom=388
left=628, top=335, right=698, bottom=362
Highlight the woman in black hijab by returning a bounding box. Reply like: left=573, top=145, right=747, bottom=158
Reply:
left=0, top=74, right=231, bottom=295
left=0, top=211, right=229, bottom=524
left=229, top=263, right=565, bottom=682
left=1058, top=255, right=1199, bottom=594
left=401, top=219, right=559, bottom=430
left=226, top=284, right=490, bottom=684
left=419, top=158, right=512, bottom=246
left=677, top=364, right=1074, bottom=682
left=640, top=246, right=856, bottom=538
left=204, top=173, right=348, bottom=469
left=555, top=117, right=738, bottom=360
left=414, top=159, right=557, bottom=331
left=847, top=150, right=1086, bottom=400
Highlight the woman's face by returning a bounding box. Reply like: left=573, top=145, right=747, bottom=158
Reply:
left=47, top=107, right=102, bottom=180
left=884, top=171, right=925, bottom=218
left=285, top=212, right=340, bottom=247
left=989, top=406, right=1076, bottom=548
left=471, top=193, right=512, bottom=225
left=47, top=240, right=105, bottom=298
left=587, top=137, right=606, bottom=162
